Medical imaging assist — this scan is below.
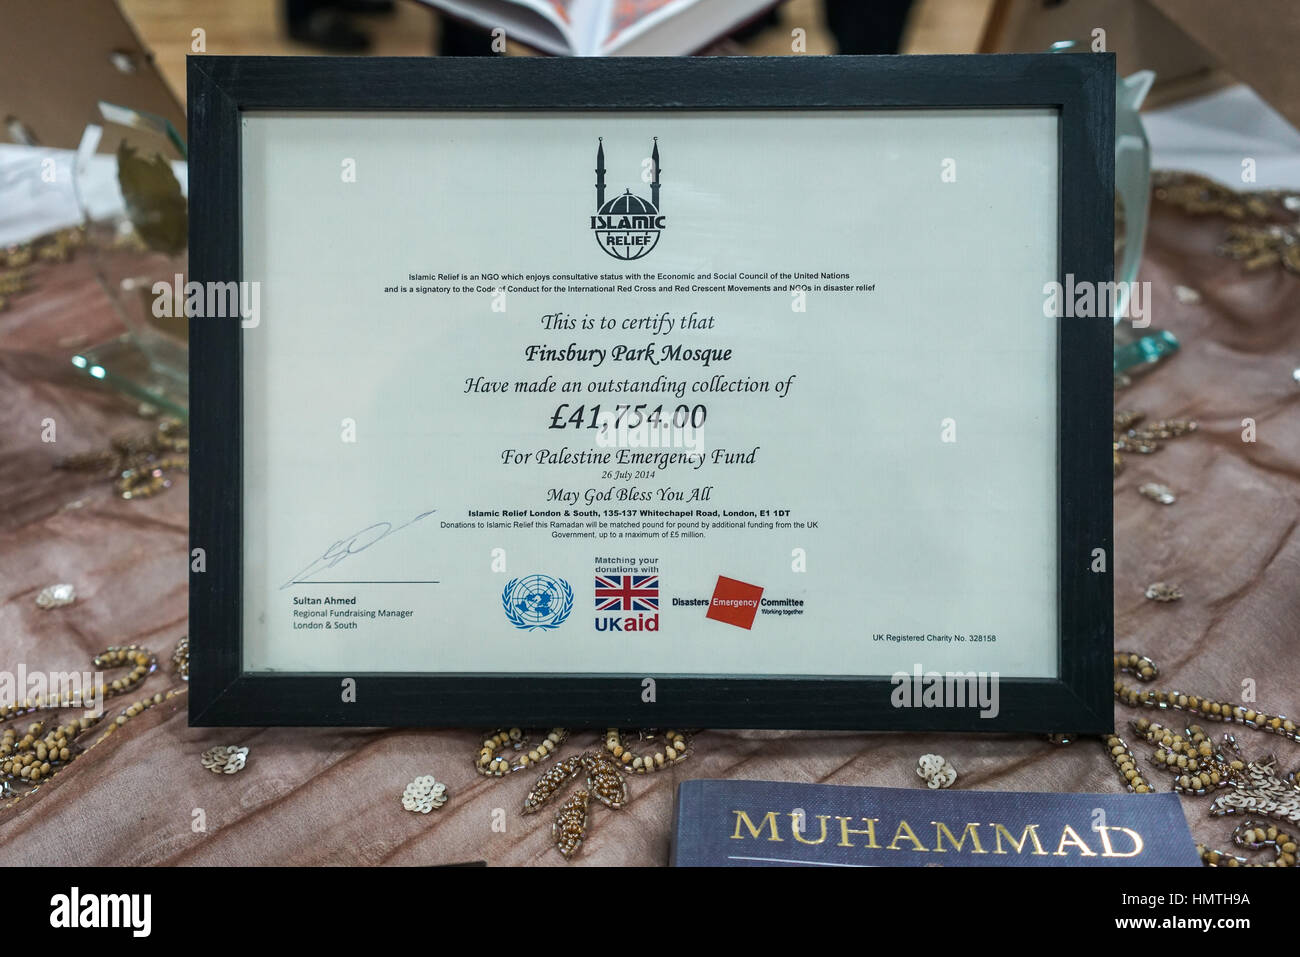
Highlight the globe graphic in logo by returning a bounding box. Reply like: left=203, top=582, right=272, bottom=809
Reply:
left=593, top=190, right=662, bottom=261
left=502, top=574, right=573, bottom=631
left=590, top=137, right=664, bottom=262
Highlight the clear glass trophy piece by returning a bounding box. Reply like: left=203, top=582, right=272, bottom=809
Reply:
left=71, top=101, right=188, bottom=419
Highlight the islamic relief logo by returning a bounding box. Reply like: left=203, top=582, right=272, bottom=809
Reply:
left=590, top=137, right=664, bottom=261
left=502, top=574, right=574, bottom=631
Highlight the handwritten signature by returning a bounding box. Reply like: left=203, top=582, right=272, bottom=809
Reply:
left=280, top=509, right=436, bottom=590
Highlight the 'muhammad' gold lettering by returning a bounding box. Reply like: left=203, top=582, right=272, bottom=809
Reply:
left=1054, top=824, right=1098, bottom=857
left=730, top=810, right=783, bottom=842
left=887, top=819, right=928, bottom=852
left=932, top=821, right=987, bottom=853
left=836, top=816, right=880, bottom=848
left=991, top=823, right=1047, bottom=855
left=1098, top=825, right=1144, bottom=858
left=726, top=812, right=1139, bottom=861
left=790, top=812, right=830, bottom=845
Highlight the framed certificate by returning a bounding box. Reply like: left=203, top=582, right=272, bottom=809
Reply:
left=188, top=54, right=1114, bottom=731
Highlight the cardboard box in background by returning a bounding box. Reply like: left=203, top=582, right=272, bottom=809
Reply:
left=981, top=0, right=1300, bottom=128
left=0, top=0, right=185, bottom=150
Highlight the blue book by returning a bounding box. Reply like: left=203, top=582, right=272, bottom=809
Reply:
left=670, top=779, right=1202, bottom=866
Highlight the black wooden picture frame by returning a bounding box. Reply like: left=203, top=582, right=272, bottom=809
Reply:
left=188, top=53, right=1114, bottom=731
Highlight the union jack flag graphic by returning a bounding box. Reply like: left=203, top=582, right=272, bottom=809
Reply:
left=594, top=574, right=659, bottom=612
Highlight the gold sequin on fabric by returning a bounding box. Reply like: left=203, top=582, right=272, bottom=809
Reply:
left=200, top=745, right=249, bottom=775
left=1106, top=653, right=1300, bottom=866
left=603, top=728, right=690, bottom=772
left=171, top=636, right=189, bottom=681
left=1113, top=410, right=1197, bottom=477
left=0, top=226, right=85, bottom=270
left=0, top=646, right=186, bottom=808
left=34, top=584, right=76, bottom=609
left=582, top=752, right=628, bottom=809
left=502, top=732, right=693, bottom=860
left=552, top=790, right=590, bottom=859
left=1144, top=582, right=1184, bottom=602
left=55, top=418, right=189, bottom=501
left=1152, top=170, right=1300, bottom=275
left=476, top=727, right=567, bottom=777
left=1138, top=482, right=1177, bottom=505
left=401, top=775, right=447, bottom=813
left=522, top=755, right=584, bottom=814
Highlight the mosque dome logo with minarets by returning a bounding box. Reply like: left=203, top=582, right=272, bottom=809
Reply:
left=590, top=137, right=664, bottom=261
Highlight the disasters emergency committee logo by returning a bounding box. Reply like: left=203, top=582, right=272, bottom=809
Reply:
left=590, top=137, right=665, bottom=261
left=502, top=574, right=574, bottom=631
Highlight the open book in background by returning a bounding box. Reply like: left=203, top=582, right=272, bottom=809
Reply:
left=420, top=0, right=781, bottom=56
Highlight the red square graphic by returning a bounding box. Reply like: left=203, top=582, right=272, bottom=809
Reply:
left=706, top=576, right=764, bottom=630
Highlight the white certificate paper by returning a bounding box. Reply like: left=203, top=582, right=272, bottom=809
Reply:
left=240, top=108, right=1060, bottom=678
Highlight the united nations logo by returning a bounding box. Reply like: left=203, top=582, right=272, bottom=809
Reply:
left=590, top=137, right=664, bottom=261
left=502, top=574, right=574, bottom=631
